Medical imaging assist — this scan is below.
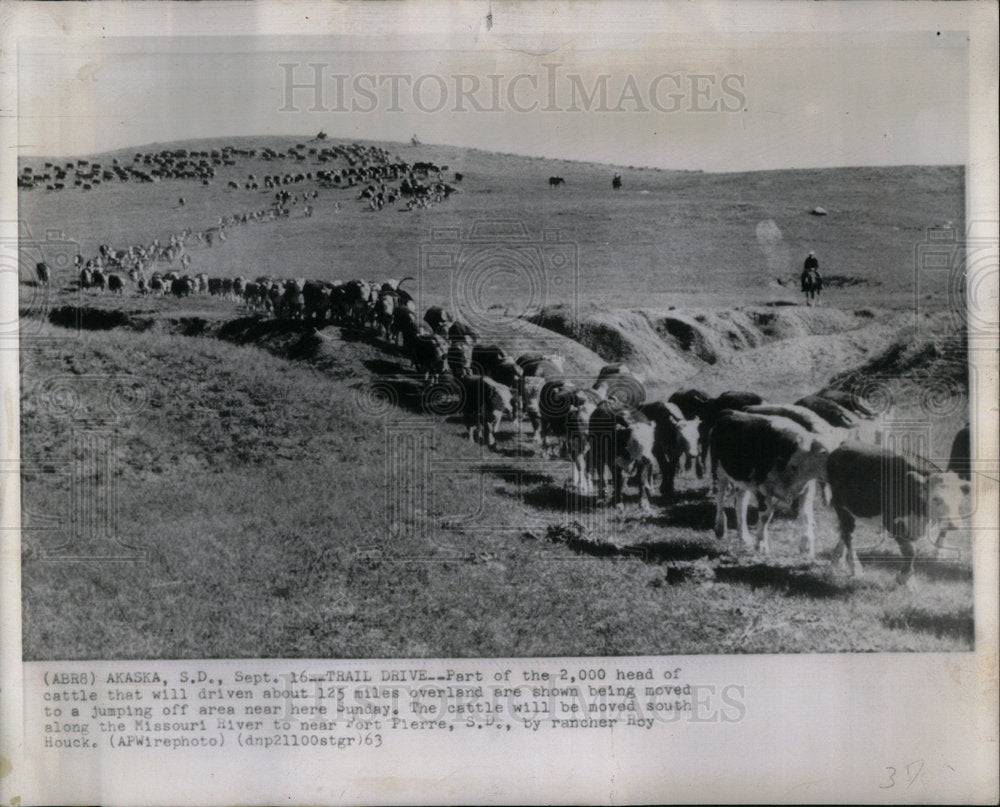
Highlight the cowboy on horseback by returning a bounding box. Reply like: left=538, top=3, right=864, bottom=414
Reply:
left=801, top=251, right=823, bottom=306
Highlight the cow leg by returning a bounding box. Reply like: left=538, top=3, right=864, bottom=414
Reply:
left=736, top=488, right=755, bottom=548
left=891, top=520, right=917, bottom=587
left=652, top=443, right=670, bottom=498
left=577, top=450, right=593, bottom=495
left=638, top=459, right=652, bottom=512
left=833, top=505, right=861, bottom=576
left=797, top=480, right=818, bottom=560
left=613, top=465, right=625, bottom=513
left=713, top=477, right=728, bottom=539
left=755, top=500, right=775, bottom=554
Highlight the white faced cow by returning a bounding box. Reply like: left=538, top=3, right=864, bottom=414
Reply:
left=826, top=442, right=971, bottom=586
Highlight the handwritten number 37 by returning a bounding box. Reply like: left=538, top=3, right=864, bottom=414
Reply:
left=881, top=760, right=924, bottom=789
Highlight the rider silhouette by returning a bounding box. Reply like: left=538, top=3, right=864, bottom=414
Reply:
left=801, top=251, right=822, bottom=305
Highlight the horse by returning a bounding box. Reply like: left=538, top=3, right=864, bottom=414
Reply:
left=801, top=268, right=823, bottom=306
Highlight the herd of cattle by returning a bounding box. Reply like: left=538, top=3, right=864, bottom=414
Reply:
left=427, top=345, right=971, bottom=587
left=48, top=259, right=975, bottom=586
left=19, top=139, right=460, bottom=214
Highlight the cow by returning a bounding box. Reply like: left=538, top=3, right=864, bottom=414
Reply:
left=90, top=268, right=107, bottom=291
left=391, top=305, right=419, bottom=344
left=448, top=319, right=478, bottom=344
left=106, top=272, right=125, bottom=294
left=518, top=356, right=567, bottom=444
left=827, top=442, right=971, bottom=585
left=471, top=344, right=523, bottom=395
left=303, top=281, right=331, bottom=323
left=79, top=267, right=93, bottom=289
left=668, top=388, right=710, bottom=421
left=818, top=388, right=878, bottom=420
left=745, top=404, right=846, bottom=451
left=208, top=277, right=223, bottom=296
left=171, top=276, right=194, bottom=297
left=194, top=272, right=209, bottom=294
left=516, top=352, right=565, bottom=380
left=35, top=262, right=50, bottom=285
left=588, top=400, right=656, bottom=511
left=698, top=390, right=765, bottom=467
left=592, top=364, right=645, bottom=408
left=639, top=401, right=703, bottom=504
left=280, top=281, right=305, bottom=319
left=710, top=410, right=829, bottom=558
left=404, top=330, right=449, bottom=382
left=423, top=306, right=452, bottom=336
left=548, top=176, right=565, bottom=187
left=460, top=374, right=514, bottom=450
left=795, top=394, right=859, bottom=429
left=374, top=289, right=396, bottom=338
left=447, top=337, right=474, bottom=379
left=947, top=424, right=971, bottom=481
left=342, top=279, right=372, bottom=326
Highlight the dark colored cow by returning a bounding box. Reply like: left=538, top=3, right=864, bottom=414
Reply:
left=548, top=176, right=565, bottom=187
left=818, top=388, right=878, bottom=419
left=588, top=400, right=656, bottom=511
left=447, top=338, right=473, bottom=379
left=698, top=390, right=765, bottom=465
left=947, top=424, right=971, bottom=481
left=639, top=401, right=703, bottom=504
left=592, top=364, right=645, bottom=408
left=710, top=411, right=828, bottom=556
left=827, top=442, right=970, bottom=585
left=35, top=262, right=50, bottom=285
left=448, top=319, right=478, bottom=344
left=472, top=344, right=523, bottom=392
left=404, top=330, right=449, bottom=381
left=795, top=395, right=858, bottom=429
left=106, top=273, right=125, bottom=294
left=459, top=374, right=513, bottom=450
left=423, top=306, right=451, bottom=336
left=668, top=388, right=710, bottom=421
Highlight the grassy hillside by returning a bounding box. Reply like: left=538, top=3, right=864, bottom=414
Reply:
left=17, top=137, right=972, bottom=658
left=19, top=136, right=963, bottom=313
left=20, top=317, right=972, bottom=659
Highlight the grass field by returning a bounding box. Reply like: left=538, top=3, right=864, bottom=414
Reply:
left=17, top=137, right=973, bottom=658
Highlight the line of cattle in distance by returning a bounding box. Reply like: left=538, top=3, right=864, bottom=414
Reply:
left=67, top=269, right=973, bottom=587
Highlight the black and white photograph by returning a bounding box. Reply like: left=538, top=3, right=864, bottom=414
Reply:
left=2, top=1, right=997, bottom=804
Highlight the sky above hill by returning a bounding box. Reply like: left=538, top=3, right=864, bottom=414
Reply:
left=15, top=11, right=970, bottom=171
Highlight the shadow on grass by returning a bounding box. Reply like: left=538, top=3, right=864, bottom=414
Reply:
left=713, top=562, right=850, bottom=598
left=218, top=315, right=313, bottom=343
left=856, top=550, right=973, bottom=583
left=547, top=522, right=727, bottom=564
left=882, top=607, right=974, bottom=643
left=49, top=305, right=140, bottom=331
